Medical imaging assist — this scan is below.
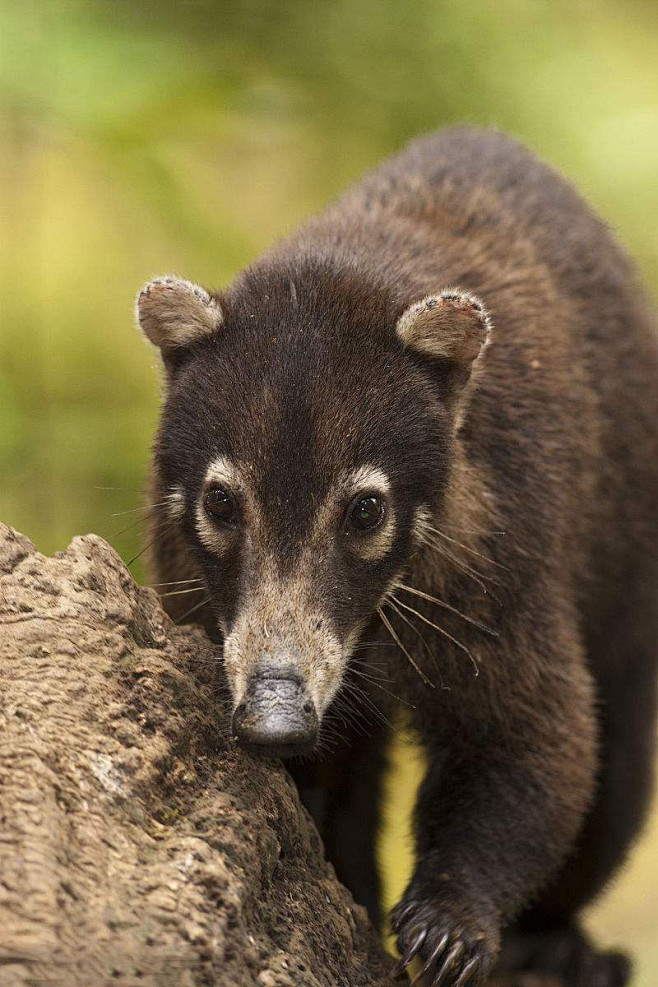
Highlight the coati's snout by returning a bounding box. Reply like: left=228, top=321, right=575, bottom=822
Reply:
left=222, top=598, right=349, bottom=755
left=232, top=667, right=319, bottom=758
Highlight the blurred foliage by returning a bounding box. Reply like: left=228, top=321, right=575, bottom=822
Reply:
left=1, top=0, right=657, bottom=980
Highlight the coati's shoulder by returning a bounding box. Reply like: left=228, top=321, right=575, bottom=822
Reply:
left=334, top=126, right=637, bottom=300
left=344, top=125, right=592, bottom=227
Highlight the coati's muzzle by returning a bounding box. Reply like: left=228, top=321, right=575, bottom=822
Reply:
left=231, top=666, right=319, bottom=758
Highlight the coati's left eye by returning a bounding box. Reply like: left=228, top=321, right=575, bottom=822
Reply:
left=348, top=494, right=385, bottom=532
left=204, top=486, right=237, bottom=526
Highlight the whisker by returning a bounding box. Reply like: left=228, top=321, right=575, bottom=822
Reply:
left=112, top=512, right=170, bottom=540
left=350, top=660, right=391, bottom=677
left=318, top=716, right=353, bottom=752
left=341, top=680, right=395, bottom=732
left=423, top=534, right=492, bottom=581
left=426, top=524, right=509, bottom=571
left=329, top=692, right=371, bottom=737
left=441, top=521, right=507, bottom=537
left=396, top=583, right=498, bottom=637
left=176, top=653, right=222, bottom=666
left=377, top=606, right=434, bottom=689
left=422, top=535, right=502, bottom=603
left=352, top=684, right=397, bottom=733
left=95, top=485, right=146, bottom=493
left=391, top=595, right=479, bottom=677
left=347, top=659, right=391, bottom=680
left=314, top=728, right=343, bottom=756
left=159, top=586, right=207, bottom=599
left=386, top=598, right=446, bottom=690
left=351, top=642, right=399, bottom=650
left=110, top=501, right=168, bottom=518
left=126, top=524, right=175, bottom=568
left=348, top=665, right=390, bottom=685
left=149, top=578, right=204, bottom=588
left=349, top=666, right=416, bottom=710
left=175, top=596, right=212, bottom=624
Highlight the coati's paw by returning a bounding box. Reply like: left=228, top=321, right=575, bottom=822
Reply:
left=391, top=888, right=499, bottom=986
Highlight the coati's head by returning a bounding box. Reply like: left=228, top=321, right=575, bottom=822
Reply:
left=138, top=265, right=491, bottom=757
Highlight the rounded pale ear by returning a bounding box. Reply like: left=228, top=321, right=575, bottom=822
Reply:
left=396, top=289, right=492, bottom=424
left=396, top=289, right=492, bottom=364
left=136, top=275, right=223, bottom=358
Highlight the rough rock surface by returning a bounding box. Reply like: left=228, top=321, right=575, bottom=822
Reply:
left=0, top=523, right=397, bottom=987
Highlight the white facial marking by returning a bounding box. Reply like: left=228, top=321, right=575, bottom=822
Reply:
left=345, top=465, right=391, bottom=497
left=195, top=455, right=241, bottom=554
left=204, top=455, right=239, bottom=489
left=342, top=465, right=395, bottom=561
left=413, top=504, right=433, bottom=548
left=165, top=485, right=185, bottom=523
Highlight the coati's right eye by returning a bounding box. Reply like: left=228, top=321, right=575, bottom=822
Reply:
left=348, top=494, right=385, bottom=532
left=204, top=486, right=237, bottom=526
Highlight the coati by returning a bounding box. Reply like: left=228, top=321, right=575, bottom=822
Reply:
left=137, top=127, right=658, bottom=986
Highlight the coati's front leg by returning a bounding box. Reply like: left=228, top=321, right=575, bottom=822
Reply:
left=392, top=639, right=598, bottom=986
left=290, top=719, right=388, bottom=929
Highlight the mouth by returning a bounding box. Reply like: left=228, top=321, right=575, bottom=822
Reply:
left=231, top=673, right=319, bottom=759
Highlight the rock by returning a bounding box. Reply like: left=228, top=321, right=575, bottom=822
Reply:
left=0, top=523, right=397, bottom=987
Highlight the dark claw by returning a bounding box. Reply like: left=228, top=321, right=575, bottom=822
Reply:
left=391, top=902, right=417, bottom=934
left=453, top=957, right=480, bottom=987
left=433, top=941, right=465, bottom=986
left=411, top=932, right=450, bottom=984
left=393, top=926, right=428, bottom=974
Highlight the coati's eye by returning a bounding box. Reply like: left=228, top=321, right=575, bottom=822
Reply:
left=348, top=494, right=385, bottom=532
left=204, top=486, right=237, bottom=526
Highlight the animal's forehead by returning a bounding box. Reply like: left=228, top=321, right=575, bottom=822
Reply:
left=219, top=371, right=386, bottom=518
left=179, top=331, right=397, bottom=457
left=164, top=304, right=446, bottom=511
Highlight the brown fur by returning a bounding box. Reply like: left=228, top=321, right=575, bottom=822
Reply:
left=140, top=127, right=658, bottom=986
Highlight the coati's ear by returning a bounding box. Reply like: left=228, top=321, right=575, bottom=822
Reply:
left=396, top=289, right=492, bottom=425
left=136, top=275, right=223, bottom=369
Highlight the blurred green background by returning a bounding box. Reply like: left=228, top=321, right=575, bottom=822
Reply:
left=1, top=0, right=657, bottom=981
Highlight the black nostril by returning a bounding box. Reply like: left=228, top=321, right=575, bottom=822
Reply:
left=232, top=677, right=319, bottom=759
